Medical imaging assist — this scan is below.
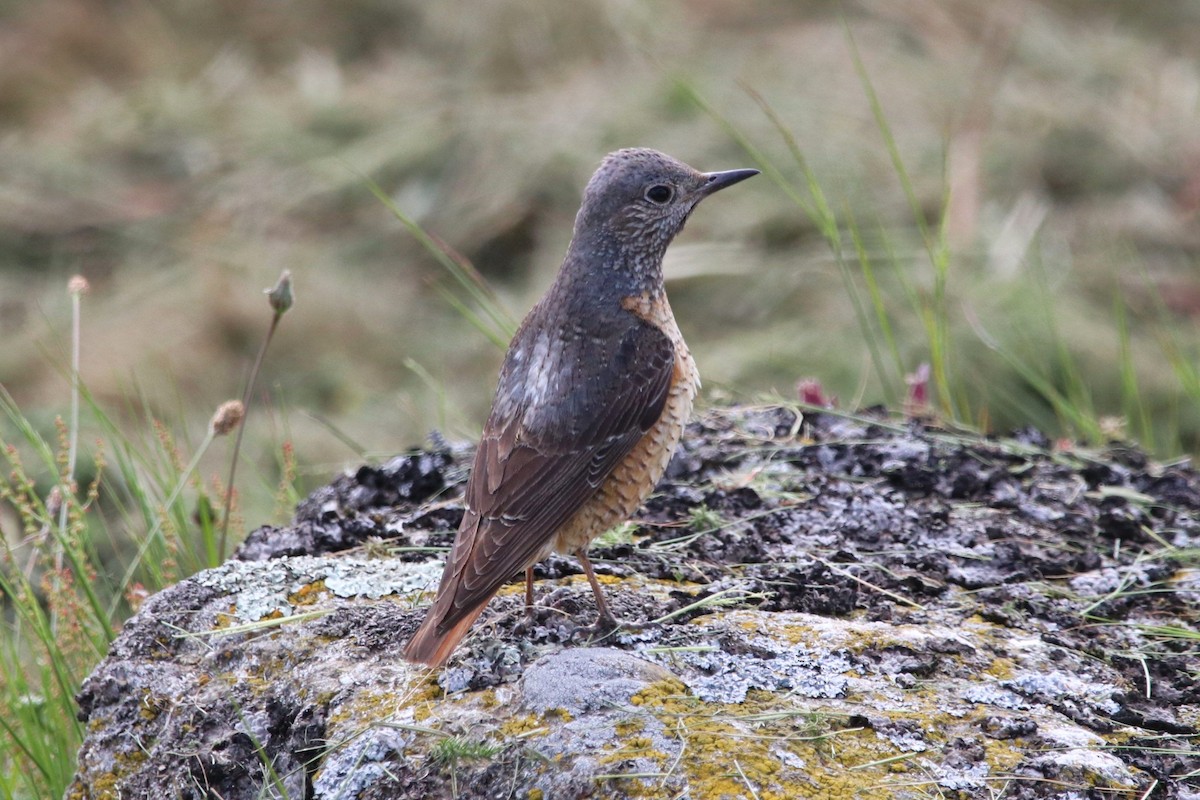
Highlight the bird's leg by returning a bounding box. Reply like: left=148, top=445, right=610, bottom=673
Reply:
left=576, top=549, right=619, bottom=632
left=511, top=566, right=540, bottom=637
left=524, top=566, right=536, bottom=619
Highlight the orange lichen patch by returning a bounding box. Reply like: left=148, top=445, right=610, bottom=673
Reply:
left=287, top=580, right=328, bottom=606
left=212, top=604, right=241, bottom=629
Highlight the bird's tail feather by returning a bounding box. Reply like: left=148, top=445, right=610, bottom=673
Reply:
left=403, top=602, right=489, bottom=667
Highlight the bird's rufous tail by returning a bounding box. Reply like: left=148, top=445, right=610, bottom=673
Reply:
left=403, top=601, right=489, bottom=667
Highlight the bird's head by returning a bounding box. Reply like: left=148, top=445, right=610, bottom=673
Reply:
left=572, top=148, right=758, bottom=261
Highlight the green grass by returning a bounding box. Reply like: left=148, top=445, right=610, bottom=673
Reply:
left=682, top=56, right=1200, bottom=455
left=0, top=275, right=296, bottom=798
left=429, top=736, right=502, bottom=797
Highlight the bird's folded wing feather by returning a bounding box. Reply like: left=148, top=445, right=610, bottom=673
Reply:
left=430, top=318, right=676, bottom=633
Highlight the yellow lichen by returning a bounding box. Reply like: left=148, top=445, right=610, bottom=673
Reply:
left=614, top=716, right=645, bottom=737
left=983, top=737, right=1026, bottom=774
left=985, top=656, right=1016, bottom=680
left=403, top=676, right=446, bottom=723
left=630, top=678, right=688, bottom=707
left=624, top=679, right=912, bottom=799
left=499, top=713, right=546, bottom=739
left=543, top=706, right=573, bottom=723
left=138, top=690, right=167, bottom=722
left=327, top=687, right=405, bottom=732
left=77, top=746, right=150, bottom=798
left=598, top=734, right=669, bottom=766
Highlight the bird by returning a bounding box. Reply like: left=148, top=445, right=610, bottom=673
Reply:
left=403, top=148, right=758, bottom=667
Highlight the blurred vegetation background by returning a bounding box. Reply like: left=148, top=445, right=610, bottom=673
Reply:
left=2, top=3, right=1200, bottom=794
left=3, top=0, right=1200, bottom=527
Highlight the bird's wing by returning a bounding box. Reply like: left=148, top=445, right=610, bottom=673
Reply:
left=430, top=317, right=676, bottom=634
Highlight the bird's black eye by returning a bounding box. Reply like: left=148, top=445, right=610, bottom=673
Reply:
left=645, top=184, right=673, bottom=204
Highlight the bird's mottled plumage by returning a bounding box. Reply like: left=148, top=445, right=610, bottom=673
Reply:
left=404, top=149, right=757, bottom=666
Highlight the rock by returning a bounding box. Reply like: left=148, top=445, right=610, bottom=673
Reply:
left=519, top=648, right=677, bottom=716
left=70, top=557, right=442, bottom=800
left=69, top=406, right=1200, bottom=799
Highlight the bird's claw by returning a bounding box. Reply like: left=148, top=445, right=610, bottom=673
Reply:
left=568, top=614, right=660, bottom=643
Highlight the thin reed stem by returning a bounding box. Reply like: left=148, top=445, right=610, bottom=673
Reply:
left=218, top=271, right=293, bottom=561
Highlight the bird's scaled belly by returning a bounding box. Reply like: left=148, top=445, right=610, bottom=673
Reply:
left=550, top=343, right=698, bottom=556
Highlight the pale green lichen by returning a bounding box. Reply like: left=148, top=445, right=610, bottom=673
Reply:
left=192, top=556, right=441, bottom=622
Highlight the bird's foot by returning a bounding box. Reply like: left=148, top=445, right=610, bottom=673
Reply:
left=569, top=614, right=658, bottom=644
left=513, top=598, right=574, bottom=636
left=568, top=614, right=618, bottom=643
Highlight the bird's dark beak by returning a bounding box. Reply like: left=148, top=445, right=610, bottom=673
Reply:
left=699, top=168, right=760, bottom=197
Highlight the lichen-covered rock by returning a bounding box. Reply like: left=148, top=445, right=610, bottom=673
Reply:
left=519, top=648, right=676, bottom=715
left=70, top=406, right=1200, bottom=799
left=69, top=557, right=442, bottom=800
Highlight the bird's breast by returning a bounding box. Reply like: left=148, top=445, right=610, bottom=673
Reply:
left=620, top=291, right=699, bottom=393
left=546, top=291, right=698, bottom=557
